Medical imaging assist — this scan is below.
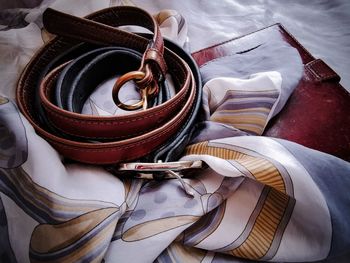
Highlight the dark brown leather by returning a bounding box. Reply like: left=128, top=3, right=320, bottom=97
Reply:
left=17, top=7, right=198, bottom=164
left=43, top=7, right=167, bottom=79
left=192, top=24, right=350, bottom=161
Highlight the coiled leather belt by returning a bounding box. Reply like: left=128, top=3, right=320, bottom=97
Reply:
left=17, top=6, right=201, bottom=165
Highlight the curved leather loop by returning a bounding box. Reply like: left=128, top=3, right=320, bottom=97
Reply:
left=59, top=47, right=144, bottom=112
left=17, top=7, right=202, bottom=164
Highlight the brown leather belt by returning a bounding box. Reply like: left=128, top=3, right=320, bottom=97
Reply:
left=16, top=6, right=201, bottom=165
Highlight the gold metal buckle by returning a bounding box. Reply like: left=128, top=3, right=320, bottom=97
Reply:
left=112, top=65, right=157, bottom=111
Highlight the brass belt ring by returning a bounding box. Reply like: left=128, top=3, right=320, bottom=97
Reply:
left=112, top=70, right=146, bottom=111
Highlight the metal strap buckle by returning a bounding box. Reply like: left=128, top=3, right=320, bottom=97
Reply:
left=118, top=160, right=202, bottom=176
left=117, top=160, right=203, bottom=197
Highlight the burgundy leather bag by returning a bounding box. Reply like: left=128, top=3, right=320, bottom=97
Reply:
left=192, top=24, right=350, bottom=161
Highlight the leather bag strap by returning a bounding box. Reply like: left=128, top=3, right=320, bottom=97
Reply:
left=16, top=7, right=202, bottom=165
